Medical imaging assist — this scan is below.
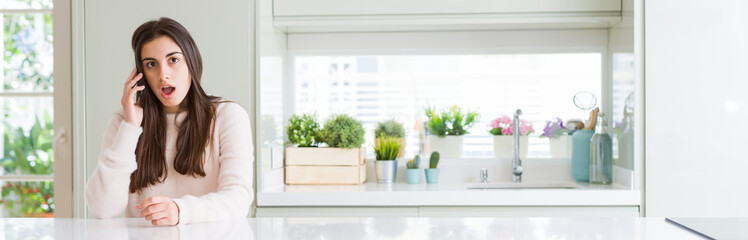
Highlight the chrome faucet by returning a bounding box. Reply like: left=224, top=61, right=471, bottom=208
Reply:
left=479, top=168, right=489, bottom=183
left=512, top=109, right=523, bottom=182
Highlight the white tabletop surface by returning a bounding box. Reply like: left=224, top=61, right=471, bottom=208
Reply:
left=6, top=217, right=703, bottom=240
left=258, top=182, right=640, bottom=206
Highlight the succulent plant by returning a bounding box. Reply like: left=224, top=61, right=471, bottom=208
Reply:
left=406, top=155, right=421, bottom=169
left=429, top=152, right=440, bottom=169
left=320, top=114, right=365, bottom=149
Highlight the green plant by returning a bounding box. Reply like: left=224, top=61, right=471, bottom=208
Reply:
left=320, top=114, right=365, bottom=149
left=286, top=113, right=322, bottom=147
left=374, top=134, right=402, bottom=160
left=5, top=10, right=54, bottom=91
left=425, top=106, right=479, bottom=137
left=374, top=119, right=405, bottom=138
left=1, top=182, right=53, bottom=217
left=429, top=152, right=440, bottom=169
left=406, top=155, right=421, bottom=169
left=1, top=112, right=55, bottom=217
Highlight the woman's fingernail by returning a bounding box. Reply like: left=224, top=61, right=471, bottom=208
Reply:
left=135, top=205, right=140, bottom=209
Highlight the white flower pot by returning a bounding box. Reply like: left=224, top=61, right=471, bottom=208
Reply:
left=493, top=135, right=528, bottom=159
left=427, top=135, right=463, bottom=159
left=549, top=135, right=572, bottom=158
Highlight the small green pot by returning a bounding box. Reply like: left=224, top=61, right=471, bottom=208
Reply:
left=406, top=169, right=421, bottom=184
left=424, top=168, right=440, bottom=184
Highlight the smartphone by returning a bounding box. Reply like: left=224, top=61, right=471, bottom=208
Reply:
left=136, top=75, right=145, bottom=107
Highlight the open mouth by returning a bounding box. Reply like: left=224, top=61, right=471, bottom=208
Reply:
left=160, top=85, right=176, bottom=98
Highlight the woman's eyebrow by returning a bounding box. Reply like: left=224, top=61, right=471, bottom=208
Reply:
left=141, top=52, right=183, bottom=62
left=165, top=51, right=183, bottom=57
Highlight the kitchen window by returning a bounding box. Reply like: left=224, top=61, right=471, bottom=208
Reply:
left=285, top=29, right=612, bottom=159
left=292, top=53, right=602, bottom=158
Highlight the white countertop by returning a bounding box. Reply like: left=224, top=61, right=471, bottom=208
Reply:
left=258, top=182, right=640, bottom=207
left=6, top=217, right=702, bottom=239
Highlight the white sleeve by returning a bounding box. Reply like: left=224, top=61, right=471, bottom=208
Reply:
left=171, top=103, right=254, bottom=225
left=84, top=114, right=142, bottom=218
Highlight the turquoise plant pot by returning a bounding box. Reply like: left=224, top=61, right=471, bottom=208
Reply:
left=406, top=169, right=421, bottom=184
left=424, top=168, right=440, bottom=184
left=571, top=129, right=595, bottom=182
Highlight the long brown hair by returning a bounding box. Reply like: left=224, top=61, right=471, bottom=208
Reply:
left=129, top=17, right=221, bottom=193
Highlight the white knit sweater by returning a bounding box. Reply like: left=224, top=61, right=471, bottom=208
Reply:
left=85, top=102, right=254, bottom=225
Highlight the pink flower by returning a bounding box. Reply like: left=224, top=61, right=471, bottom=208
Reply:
left=501, top=127, right=512, bottom=135
left=519, top=120, right=534, bottom=136
left=490, top=119, right=502, bottom=129
left=489, top=116, right=534, bottom=136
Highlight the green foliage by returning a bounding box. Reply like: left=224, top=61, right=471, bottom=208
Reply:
left=4, top=12, right=54, bottom=91
left=286, top=113, right=322, bottom=147
left=1, top=112, right=55, bottom=216
left=374, top=134, right=402, bottom=161
left=429, top=152, right=440, bottom=169
left=425, top=106, right=479, bottom=136
left=374, top=119, right=405, bottom=138
left=1, top=182, right=53, bottom=217
left=406, top=155, right=421, bottom=169
left=320, top=114, right=365, bottom=149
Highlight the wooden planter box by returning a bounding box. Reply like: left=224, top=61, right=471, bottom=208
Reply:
left=285, top=147, right=366, bottom=185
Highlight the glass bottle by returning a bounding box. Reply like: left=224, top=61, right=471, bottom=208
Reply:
left=590, top=113, right=613, bottom=184
left=618, top=111, right=635, bottom=170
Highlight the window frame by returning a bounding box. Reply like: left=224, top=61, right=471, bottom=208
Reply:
left=0, top=2, right=72, bottom=217
left=284, top=29, right=611, bottom=159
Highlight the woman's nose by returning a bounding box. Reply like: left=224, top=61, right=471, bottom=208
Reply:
left=158, top=66, right=170, bottom=80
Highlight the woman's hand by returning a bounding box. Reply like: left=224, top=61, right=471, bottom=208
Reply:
left=122, top=67, right=145, bottom=126
left=137, top=196, right=180, bottom=226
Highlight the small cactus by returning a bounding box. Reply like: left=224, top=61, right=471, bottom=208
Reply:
left=429, top=152, right=440, bottom=169
left=406, top=155, right=421, bottom=169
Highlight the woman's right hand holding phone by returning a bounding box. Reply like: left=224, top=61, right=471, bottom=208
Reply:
left=122, top=67, right=145, bottom=126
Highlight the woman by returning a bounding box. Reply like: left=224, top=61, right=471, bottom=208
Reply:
left=85, top=17, right=254, bottom=226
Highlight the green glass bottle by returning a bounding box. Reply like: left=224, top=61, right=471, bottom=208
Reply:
left=590, top=113, right=613, bottom=184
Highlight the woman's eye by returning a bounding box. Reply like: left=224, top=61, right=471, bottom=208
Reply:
left=146, top=62, right=155, bottom=68
left=170, top=57, right=179, bottom=63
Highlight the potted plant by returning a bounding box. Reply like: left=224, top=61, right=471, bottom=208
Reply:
left=405, top=155, right=421, bottom=184
left=424, top=152, right=440, bottom=184
left=540, top=118, right=574, bottom=158
left=424, top=106, right=479, bottom=159
left=320, top=114, right=366, bottom=149
left=286, top=113, right=322, bottom=147
left=285, top=113, right=367, bottom=185
left=374, top=119, right=406, bottom=158
left=489, top=115, right=533, bottom=159
left=374, top=134, right=402, bottom=183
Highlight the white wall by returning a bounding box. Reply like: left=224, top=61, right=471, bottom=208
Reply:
left=82, top=0, right=255, bottom=216
left=645, top=0, right=748, bottom=217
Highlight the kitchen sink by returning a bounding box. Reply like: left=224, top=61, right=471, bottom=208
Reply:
left=466, top=182, right=581, bottom=189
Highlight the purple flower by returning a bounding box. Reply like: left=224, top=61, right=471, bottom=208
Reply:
left=541, top=118, right=569, bottom=139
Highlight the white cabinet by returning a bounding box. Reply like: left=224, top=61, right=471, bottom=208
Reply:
left=256, top=206, right=639, bottom=218
left=418, top=206, right=640, bottom=218
left=256, top=207, right=419, bottom=218
left=274, top=0, right=621, bottom=16
left=273, top=0, right=622, bottom=32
